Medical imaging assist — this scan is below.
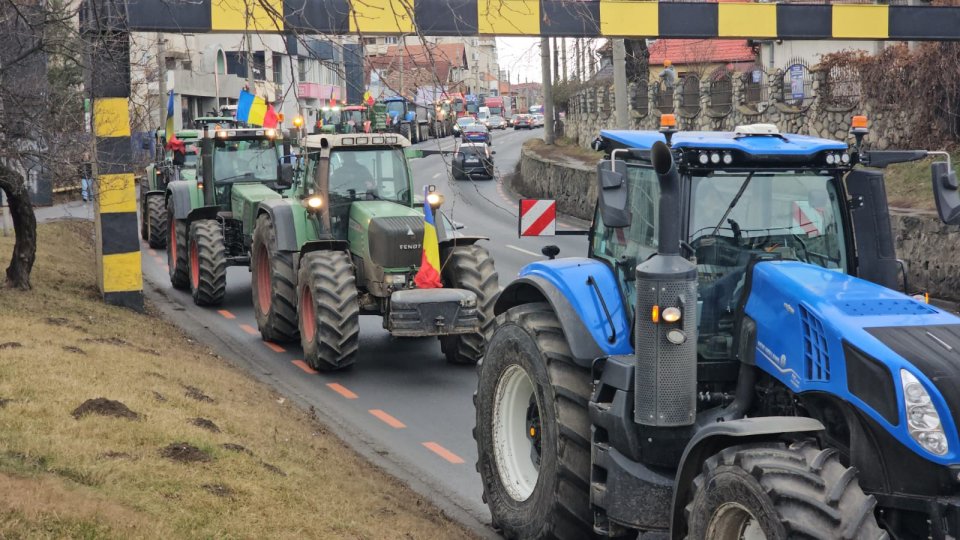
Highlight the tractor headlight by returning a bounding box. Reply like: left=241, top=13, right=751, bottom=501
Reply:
left=710, top=152, right=721, bottom=164
left=386, top=274, right=406, bottom=286
left=901, top=370, right=949, bottom=456
left=826, top=153, right=836, bottom=165
left=426, top=191, right=444, bottom=208
left=305, top=195, right=324, bottom=212
left=698, top=152, right=709, bottom=165
left=840, top=153, right=851, bottom=164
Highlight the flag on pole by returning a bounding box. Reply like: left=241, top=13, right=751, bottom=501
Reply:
left=236, top=90, right=279, bottom=128
left=414, top=188, right=443, bottom=289
left=164, top=90, right=175, bottom=139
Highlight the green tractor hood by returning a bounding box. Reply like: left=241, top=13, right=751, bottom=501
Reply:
left=232, top=182, right=283, bottom=232
left=349, top=201, right=425, bottom=270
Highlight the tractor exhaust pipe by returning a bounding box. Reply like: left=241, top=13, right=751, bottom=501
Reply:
left=634, top=141, right=698, bottom=428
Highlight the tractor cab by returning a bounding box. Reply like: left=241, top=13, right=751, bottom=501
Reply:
left=342, top=105, right=371, bottom=133
left=199, top=127, right=288, bottom=208
left=193, top=116, right=241, bottom=130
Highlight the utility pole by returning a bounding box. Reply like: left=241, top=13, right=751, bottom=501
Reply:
left=552, top=38, right=559, bottom=85
left=156, top=33, right=167, bottom=128
left=613, top=39, right=629, bottom=129
left=541, top=37, right=554, bottom=145
left=575, top=38, right=582, bottom=82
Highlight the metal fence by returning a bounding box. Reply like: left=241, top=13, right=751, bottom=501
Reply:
left=679, top=75, right=701, bottom=117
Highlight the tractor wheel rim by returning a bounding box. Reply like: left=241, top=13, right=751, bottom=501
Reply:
left=190, top=238, right=199, bottom=290
left=493, top=364, right=540, bottom=502
left=300, top=286, right=315, bottom=343
left=706, top=502, right=767, bottom=540
left=255, top=247, right=272, bottom=315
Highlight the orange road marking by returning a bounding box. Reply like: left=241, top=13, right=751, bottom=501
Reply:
left=239, top=324, right=259, bottom=336
left=292, top=360, right=317, bottom=374
left=264, top=341, right=285, bottom=353
left=369, top=409, right=406, bottom=429
left=326, top=383, right=357, bottom=399
left=217, top=310, right=236, bottom=319
left=422, top=442, right=464, bottom=464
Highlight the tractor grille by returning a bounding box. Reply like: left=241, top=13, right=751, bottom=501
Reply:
left=634, top=279, right=698, bottom=427
left=368, top=216, right=424, bottom=269
left=799, top=305, right=830, bottom=382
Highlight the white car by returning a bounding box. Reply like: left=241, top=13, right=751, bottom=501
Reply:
left=532, top=114, right=544, bottom=127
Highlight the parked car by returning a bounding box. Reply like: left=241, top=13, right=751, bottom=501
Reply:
left=462, top=123, right=492, bottom=145
left=513, top=114, right=533, bottom=130
left=487, top=115, right=507, bottom=130
left=532, top=114, right=544, bottom=127
left=509, top=114, right=520, bottom=127
left=452, top=142, right=495, bottom=180
left=452, top=117, right=475, bottom=138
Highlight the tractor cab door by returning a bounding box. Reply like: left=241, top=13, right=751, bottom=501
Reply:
left=844, top=168, right=900, bottom=290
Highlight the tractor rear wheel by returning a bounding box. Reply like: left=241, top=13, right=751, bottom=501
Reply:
left=251, top=213, right=299, bottom=342
left=439, top=244, right=498, bottom=364
left=400, top=123, right=411, bottom=142
left=146, top=194, right=167, bottom=249
left=685, top=441, right=886, bottom=540
left=298, top=250, right=360, bottom=371
left=474, top=303, right=594, bottom=540
left=188, top=219, right=227, bottom=306
left=166, top=200, right=189, bottom=290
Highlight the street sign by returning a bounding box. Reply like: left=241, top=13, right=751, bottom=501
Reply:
left=789, top=64, right=805, bottom=100
left=519, top=199, right=557, bottom=237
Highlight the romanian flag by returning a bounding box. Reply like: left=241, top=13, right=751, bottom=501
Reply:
left=414, top=188, right=443, bottom=289
left=164, top=90, right=175, bottom=139
left=236, top=90, right=279, bottom=128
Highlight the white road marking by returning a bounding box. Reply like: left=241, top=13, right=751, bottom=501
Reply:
left=433, top=172, right=441, bottom=178
left=506, top=244, right=541, bottom=257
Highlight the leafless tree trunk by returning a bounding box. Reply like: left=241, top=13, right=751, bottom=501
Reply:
left=0, top=163, right=36, bottom=289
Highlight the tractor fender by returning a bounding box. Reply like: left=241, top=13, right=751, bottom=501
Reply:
left=438, top=236, right=487, bottom=252
left=187, top=206, right=220, bottom=223
left=495, top=258, right=632, bottom=366
left=300, top=239, right=349, bottom=260
left=256, top=199, right=300, bottom=252
left=165, top=181, right=198, bottom=220
left=669, top=416, right=825, bottom=539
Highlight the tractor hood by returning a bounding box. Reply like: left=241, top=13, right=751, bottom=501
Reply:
left=349, top=201, right=424, bottom=270
left=231, top=182, right=282, bottom=232
left=744, top=260, right=960, bottom=464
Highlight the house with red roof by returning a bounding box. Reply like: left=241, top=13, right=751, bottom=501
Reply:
left=647, top=39, right=757, bottom=79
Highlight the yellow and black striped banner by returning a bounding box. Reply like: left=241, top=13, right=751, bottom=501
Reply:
left=88, top=24, right=143, bottom=311
left=122, top=0, right=960, bottom=40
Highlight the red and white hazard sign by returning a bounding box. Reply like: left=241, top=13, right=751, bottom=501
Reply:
left=519, top=199, right=557, bottom=237
left=792, top=201, right=823, bottom=237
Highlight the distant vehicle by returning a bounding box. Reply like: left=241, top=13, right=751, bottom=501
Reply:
left=532, top=113, right=545, bottom=127
left=462, top=123, right=491, bottom=146
left=452, top=142, right=495, bottom=180
left=477, top=106, right=490, bottom=125
left=343, top=105, right=371, bottom=133
left=509, top=114, right=520, bottom=127
left=528, top=104, right=543, bottom=115
left=484, top=96, right=508, bottom=118
left=513, top=114, right=533, bottom=130
left=452, top=117, right=475, bottom=138
left=487, top=115, right=507, bottom=130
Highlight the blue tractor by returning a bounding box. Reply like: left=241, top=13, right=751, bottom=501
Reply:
left=383, top=96, right=429, bottom=144
left=474, top=119, right=960, bottom=539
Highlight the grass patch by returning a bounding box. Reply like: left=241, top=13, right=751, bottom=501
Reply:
left=883, top=151, right=960, bottom=210
left=524, top=137, right=602, bottom=166
left=0, top=221, right=473, bottom=539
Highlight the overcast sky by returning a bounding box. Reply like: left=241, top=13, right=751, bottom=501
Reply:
left=496, top=37, right=543, bottom=84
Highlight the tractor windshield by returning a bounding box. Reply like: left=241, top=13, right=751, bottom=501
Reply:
left=385, top=101, right=405, bottom=115
left=212, top=139, right=278, bottom=182
left=691, top=172, right=847, bottom=359
left=328, top=147, right=409, bottom=204
left=345, top=110, right=364, bottom=124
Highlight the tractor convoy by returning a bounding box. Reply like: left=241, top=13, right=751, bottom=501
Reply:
left=474, top=117, right=960, bottom=539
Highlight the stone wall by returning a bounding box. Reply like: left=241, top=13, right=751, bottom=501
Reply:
left=516, top=147, right=960, bottom=302
left=564, top=67, right=911, bottom=150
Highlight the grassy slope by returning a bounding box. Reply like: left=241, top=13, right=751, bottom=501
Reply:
left=0, top=221, right=472, bottom=539
left=882, top=151, right=960, bottom=210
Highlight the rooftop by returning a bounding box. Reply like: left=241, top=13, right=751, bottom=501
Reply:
left=648, top=39, right=756, bottom=66
left=601, top=129, right=847, bottom=156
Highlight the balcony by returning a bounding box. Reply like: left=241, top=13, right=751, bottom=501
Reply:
left=298, top=82, right=342, bottom=101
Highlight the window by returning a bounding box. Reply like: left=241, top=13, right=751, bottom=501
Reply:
left=181, top=60, right=192, bottom=71
left=328, top=148, right=408, bottom=203
left=363, top=37, right=377, bottom=45
left=385, top=37, right=398, bottom=44
left=298, top=57, right=307, bottom=82
left=252, top=51, right=266, bottom=81
left=165, top=57, right=177, bottom=70
left=273, top=53, right=283, bottom=85
left=225, top=51, right=247, bottom=78
left=212, top=139, right=279, bottom=182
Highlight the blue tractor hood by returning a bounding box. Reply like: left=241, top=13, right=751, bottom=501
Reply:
left=744, top=260, right=960, bottom=464
left=600, top=129, right=847, bottom=158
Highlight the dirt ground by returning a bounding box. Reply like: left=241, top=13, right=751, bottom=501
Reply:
left=0, top=221, right=474, bottom=539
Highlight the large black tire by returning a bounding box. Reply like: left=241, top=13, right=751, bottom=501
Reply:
left=188, top=219, right=227, bottom=306
left=439, top=244, right=498, bottom=365
left=166, top=200, right=189, bottom=290
left=140, top=193, right=148, bottom=241
left=685, top=440, right=887, bottom=540
left=400, top=123, right=411, bottom=143
left=146, top=194, right=167, bottom=249
left=474, top=303, right=594, bottom=540
left=297, top=251, right=360, bottom=371
left=251, top=213, right=299, bottom=342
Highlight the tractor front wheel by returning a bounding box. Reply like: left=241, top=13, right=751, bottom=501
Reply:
left=166, top=200, right=189, bottom=290
left=146, top=194, right=167, bottom=249
left=685, top=441, right=886, bottom=540
left=297, top=250, right=360, bottom=371
left=474, top=303, right=594, bottom=539
left=399, top=123, right=411, bottom=142
left=188, top=219, right=227, bottom=306
left=439, top=244, right=498, bottom=364
left=251, top=213, right=299, bottom=342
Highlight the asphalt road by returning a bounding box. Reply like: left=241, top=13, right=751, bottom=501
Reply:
left=139, top=126, right=589, bottom=537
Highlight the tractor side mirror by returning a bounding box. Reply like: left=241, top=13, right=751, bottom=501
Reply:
left=931, top=161, right=960, bottom=225
left=278, top=162, right=294, bottom=187
left=596, top=159, right=630, bottom=228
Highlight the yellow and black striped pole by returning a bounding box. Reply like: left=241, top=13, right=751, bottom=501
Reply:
left=85, top=6, right=143, bottom=311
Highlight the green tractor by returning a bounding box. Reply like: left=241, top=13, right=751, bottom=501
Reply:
left=249, top=133, right=499, bottom=371
left=164, top=127, right=293, bottom=306
left=140, top=129, right=200, bottom=248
